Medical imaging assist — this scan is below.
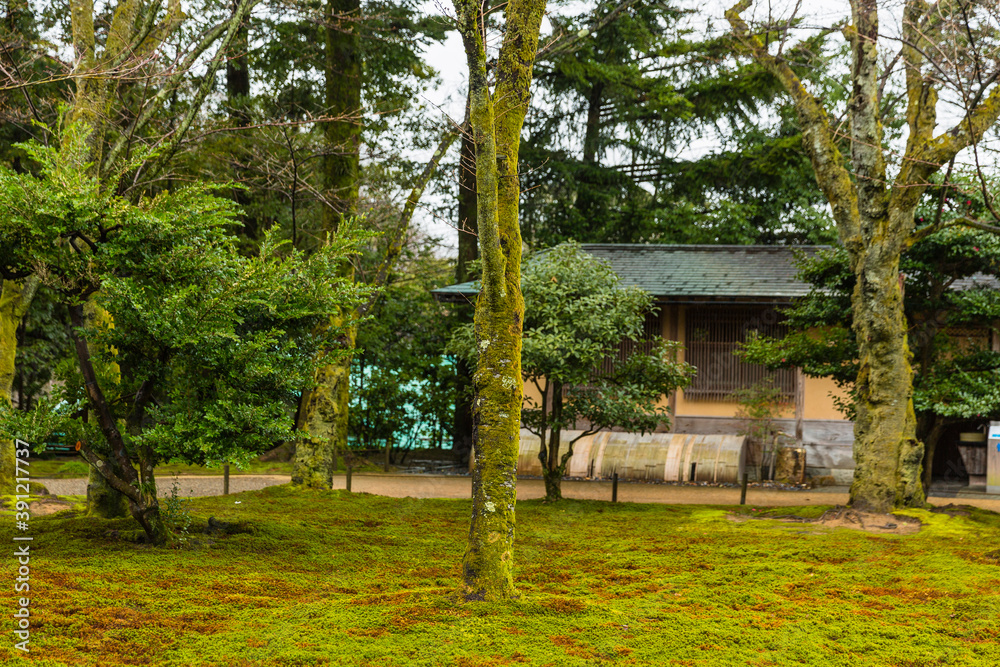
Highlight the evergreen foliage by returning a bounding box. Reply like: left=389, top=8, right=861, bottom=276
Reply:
left=520, top=1, right=838, bottom=247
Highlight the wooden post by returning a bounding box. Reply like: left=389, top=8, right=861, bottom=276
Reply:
left=667, top=305, right=679, bottom=427
left=223, top=463, right=230, bottom=495
left=384, top=436, right=391, bottom=472
left=612, top=472, right=618, bottom=503
left=740, top=469, right=748, bottom=505
left=346, top=463, right=353, bottom=493
left=794, top=367, right=805, bottom=444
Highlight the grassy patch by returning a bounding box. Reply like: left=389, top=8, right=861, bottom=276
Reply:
left=2, top=488, right=1000, bottom=665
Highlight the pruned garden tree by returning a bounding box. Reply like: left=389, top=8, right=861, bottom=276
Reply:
left=451, top=243, right=694, bottom=501
left=0, top=0, right=258, bottom=500
left=727, top=0, right=1000, bottom=512
left=0, top=126, right=369, bottom=544
left=452, top=0, right=547, bottom=601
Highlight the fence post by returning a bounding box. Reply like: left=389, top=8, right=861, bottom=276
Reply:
left=612, top=472, right=618, bottom=503
left=223, top=463, right=230, bottom=495
left=346, top=463, right=353, bottom=493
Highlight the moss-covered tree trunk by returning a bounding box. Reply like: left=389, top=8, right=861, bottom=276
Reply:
left=0, top=278, right=38, bottom=493
left=294, top=324, right=356, bottom=487
left=728, top=0, right=1000, bottom=512
left=454, top=0, right=546, bottom=601
left=848, top=245, right=924, bottom=510
left=293, top=0, right=361, bottom=487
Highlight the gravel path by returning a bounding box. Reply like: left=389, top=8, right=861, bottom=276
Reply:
left=38, top=475, right=290, bottom=498
left=36, top=473, right=1000, bottom=511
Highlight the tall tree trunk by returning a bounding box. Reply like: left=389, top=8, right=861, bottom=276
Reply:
left=542, top=380, right=564, bottom=501
left=848, top=247, right=924, bottom=510
left=919, top=414, right=946, bottom=493
left=293, top=0, right=361, bottom=488
left=225, top=0, right=250, bottom=127
left=0, top=278, right=38, bottom=493
left=225, top=0, right=259, bottom=241
left=455, top=0, right=546, bottom=602
left=574, top=82, right=605, bottom=235
left=454, top=100, right=478, bottom=464
left=83, top=299, right=129, bottom=518
left=582, top=82, right=604, bottom=164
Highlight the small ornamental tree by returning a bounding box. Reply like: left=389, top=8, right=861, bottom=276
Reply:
left=0, top=127, right=369, bottom=544
left=741, top=223, right=1000, bottom=490
left=453, top=243, right=694, bottom=501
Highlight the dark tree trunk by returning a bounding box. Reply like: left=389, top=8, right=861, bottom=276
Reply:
left=919, top=415, right=946, bottom=493
left=453, top=101, right=478, bottom=464
left=293, top=0, right=361, bottom=488
left=542, top=380, right=564, bottom=501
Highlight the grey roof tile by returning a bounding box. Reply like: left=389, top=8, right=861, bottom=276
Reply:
left=430, top=244, right=1000, bottom=300
left=432, top=245, right=822, bottom=300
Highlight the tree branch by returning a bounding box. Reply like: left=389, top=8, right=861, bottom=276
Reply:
left=68, top=304, right=140, bottom=490
left=356, top=121, right=463, bottom=318
left=727, top=0, right=860, bottom=244
left=101, top=16, right=235, bottom=175
left=907, top=215, right=1000, bottom=247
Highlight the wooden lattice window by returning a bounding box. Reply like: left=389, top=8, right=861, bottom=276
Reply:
left=597, top=311, right=661, bottom=376
left=945, top=326, right=990, bottom=353
left=684, top=306, right=796, bottom=401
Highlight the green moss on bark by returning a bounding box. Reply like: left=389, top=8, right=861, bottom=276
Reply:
left=0, top=279, right=37, bottom=494
left=455, top=0, right=547, bottom=601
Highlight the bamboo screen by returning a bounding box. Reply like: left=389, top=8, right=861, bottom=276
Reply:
left=684, top=306, right=796, bottom=401
left=597, top=311, right=662, bottom=376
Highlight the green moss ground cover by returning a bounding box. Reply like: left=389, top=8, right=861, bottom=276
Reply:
left=2, top=486, right=1000, bottom=666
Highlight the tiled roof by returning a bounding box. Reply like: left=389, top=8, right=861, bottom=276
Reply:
left=579, top=244, right=820, bottom=298
left=432, top=245, right=823, bottom=301
left=430, top=244, right=1000, bottom=301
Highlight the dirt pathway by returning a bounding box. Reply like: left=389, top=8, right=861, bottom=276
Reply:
left=36, top=473, right=1000, bottom=511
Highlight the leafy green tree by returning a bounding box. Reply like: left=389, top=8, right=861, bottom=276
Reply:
left=452, top=244, right=694, bottom=501
left=0, top=0, right=258, bottom=502
left=0, top=127, right=368, bottom=544
left=742, top=220, right=1000, bottom=491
